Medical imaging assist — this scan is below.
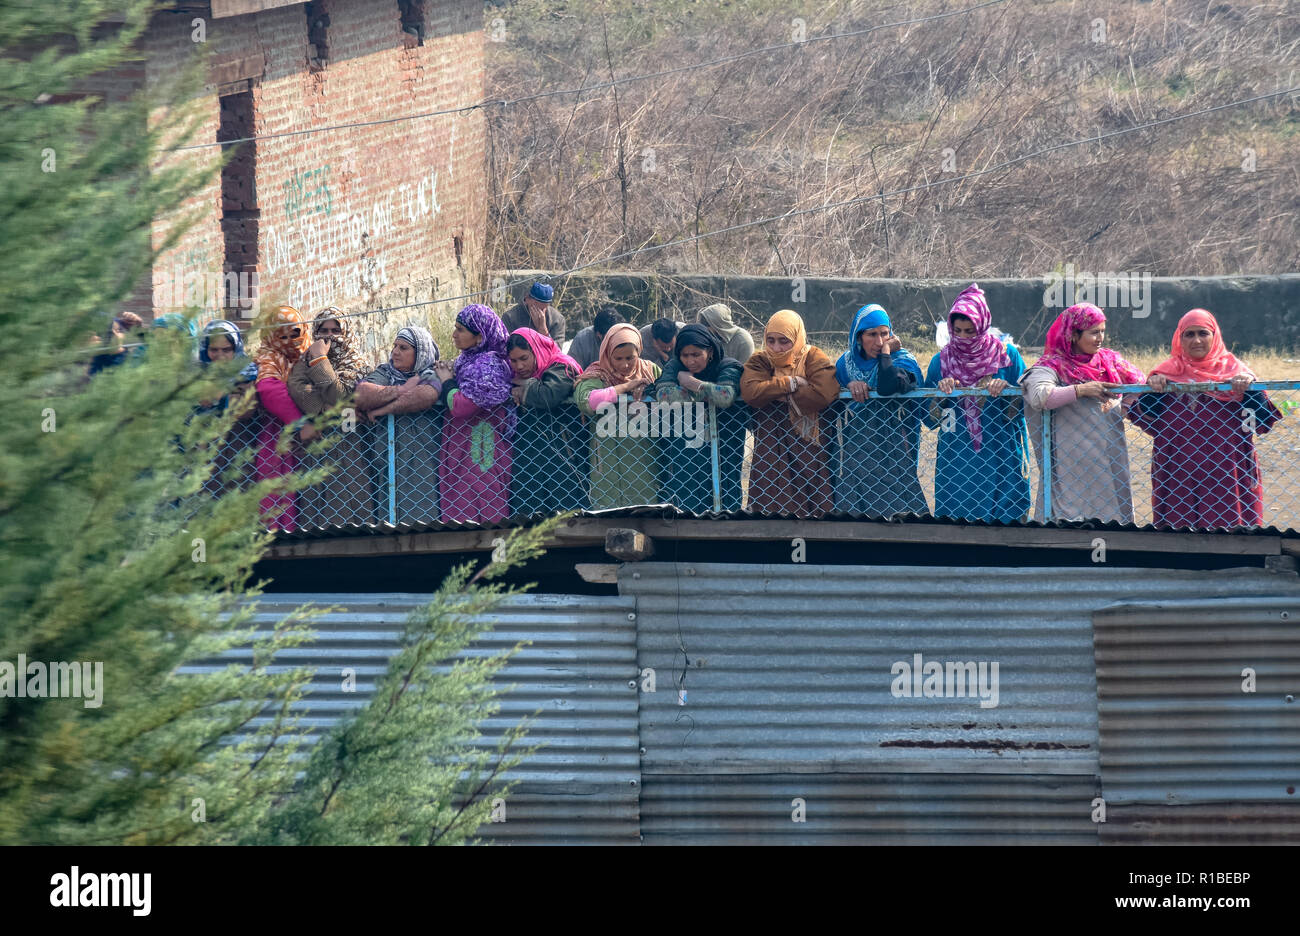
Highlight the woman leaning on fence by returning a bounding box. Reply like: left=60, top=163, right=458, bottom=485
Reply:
left=574, top=323, right=662, bottom=509
left=252, top=305, right=316, bottom=532
left=1128, top=309, right=1282, bottom=530
left=434, top=305, right=516, bottom=525
left=195, top=319, right=259, bottom=498
left=647, top=323, right=747, bottom=513
left=505, top=327, right=589, bottom=517
left=924, top=284, right=1031, bottom=523
left=833, top=303, right=929, bottom=518
left=741, top=309, right=839, bottom=518
left=1020, top=303, right=1144, bottom=523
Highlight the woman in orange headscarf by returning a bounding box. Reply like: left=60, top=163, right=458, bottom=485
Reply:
left=740, top=309, right=840, bottom=517
left=1130, top=309, right=1281, bottom=529
left=253, top=305, right=314, bottom=532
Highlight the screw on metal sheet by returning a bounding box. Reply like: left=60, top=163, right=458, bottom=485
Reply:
left=639, top=746, right=647, bottom=755
left=1283, top=611, right=1291, bottom=620
left=627, top=612, right=636, bottom=621
left=687, top=568, right=696, bottom=576
left=630, top=779, right=638, bottom=787
left=627, top=679, right=637, bottom=690
left=1286, top=694, right=1295, bottom=703
left=633, top=572, right=641, bottom=580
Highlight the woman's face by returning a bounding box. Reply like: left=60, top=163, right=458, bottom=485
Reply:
left=950, top=315, right=977, bottom=338
left=1072, top=324, right=1106, bottom=356
left=276, top=323, right=303, bottom=345
left=452, top=321, right=480, bottom=351
left=858, top=324, right=891, bottom=358
left=391, top=337, right=416, bottom=372
left=610, top=343, right=639, bottom=378
left=765, top=333, right=794, bottom=355
left=679, top=344, right=711, bottom=375
left=1181, top=325, right=1214, bottom=360
left=206, top=334, right=235, bottom=361
left=508, top=345, right=536, bottom=379
left=317, top=318, right=343, bottom=340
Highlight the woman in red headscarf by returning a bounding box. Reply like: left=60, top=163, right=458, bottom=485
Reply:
left=1020, top=303, right=1144, bottom=523
left=505, top=327, right=589, bottom=517
left=253, top=305, right=313, bottom=532
left=1129, top=309, right=1281, bottom=529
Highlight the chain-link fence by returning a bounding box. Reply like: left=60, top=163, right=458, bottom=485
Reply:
left=196, top=381, right=1299, bottom=533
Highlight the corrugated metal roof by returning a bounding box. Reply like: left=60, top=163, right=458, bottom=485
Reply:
left=622, top=563, right=1299, bottom=779
left=1099, top=804, right=1300, bottom=844
left=185, top=593, right=641, bottom=845
left=1094, top=596, right=1300, bottom=805
left=641, top=773, right=1099, bottom=845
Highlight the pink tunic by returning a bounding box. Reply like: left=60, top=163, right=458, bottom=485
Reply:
left=255, top=378, right=302, bottom=532
left=438, top=388, right=513, bottom=524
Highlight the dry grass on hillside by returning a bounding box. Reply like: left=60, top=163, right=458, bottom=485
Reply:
left=486, top=0, right=1300, bottom=281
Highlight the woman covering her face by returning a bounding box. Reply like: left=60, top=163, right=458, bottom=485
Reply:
left=288, top=308, right=372, bottom=415
left=505, top=327, right=589, bottom=517
left=647, top=323, right=747, bottom=513
left=434, top=304, right=516, bottom=525
left=252, top=305, right=313, bottom=532
left=1019, top=303, right=1144, bottom=523
left=740, top=309, right=840, bottom=518
left=573, top=323, right=662, bottom=509
left=923, top=285, right=1031, bottom=522
left=833, top=303, right=929, bottom=518
left=1129, top=309, right=1281, bottom=529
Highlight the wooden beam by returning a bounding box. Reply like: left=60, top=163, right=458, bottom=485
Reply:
left=605, top=528, right=655, bottom=561
left=266, top=516, right=1285, bottom=560
left=576, top=563, right=621, bottom=584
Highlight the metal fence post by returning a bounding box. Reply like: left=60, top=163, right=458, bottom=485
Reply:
left=709, top=401, right=721, bottom=513
left=387, top=414, right=397, bottom=525
left=1042, top=408, right=1053, bottom=521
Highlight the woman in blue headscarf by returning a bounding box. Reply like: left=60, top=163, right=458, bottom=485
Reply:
left=832, top=304, right=929, bottom=517
left=197, top=319, right=259, bottom=414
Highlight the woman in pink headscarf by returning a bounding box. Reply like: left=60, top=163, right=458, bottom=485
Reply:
left=924, top=284, right=1031, bottom=522
left=1019, top=303, right=1144, bottom=522
left=1129, top=309, right=1281, bottom=529
left=504, top=327, right=589, bottom=517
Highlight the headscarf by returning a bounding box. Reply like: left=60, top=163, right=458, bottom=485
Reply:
left=671, top=323, right=732, bottom=383
left=372, top=324, right=440, bottom=385
left=452, top=304, right=514, bottom=406
left=580, top=322, right=658, bottom=388
left=1150, top=309, right=1255, bottom=402
left=835, top=304, right=923, bottom=387
left=512, top=327, right=581, bottom=379
left=698, top=303, right=743, bottom=342
left=1029, top=303, right=1144, bottom=386
left=938, top=285, right=1012, bottom=451
left=200, top=319, right=259, bottom=382
left=763, top=309, right=812, bottom=377
left=254, top=304, right=311, bottom=384
left=152, top=312, right=199, bottom=360
left=311, top=307, right=371, bottom=391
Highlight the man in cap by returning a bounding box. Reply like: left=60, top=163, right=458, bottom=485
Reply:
left=502, top=281, right=566, bottom=342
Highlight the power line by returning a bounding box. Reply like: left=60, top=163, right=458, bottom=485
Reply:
left=169, top=0, right=1008, bottom=153
left=221, top=84, right=1295, bottom=337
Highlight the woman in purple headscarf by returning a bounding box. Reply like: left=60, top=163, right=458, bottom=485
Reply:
left=433, top=304, right=516, bottom=524
left=924, top=284, right=1031, bottom=522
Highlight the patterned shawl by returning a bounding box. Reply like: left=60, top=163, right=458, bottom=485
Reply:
left=254, top=304, right=311, bottom=384
left=312, top=307, right=371, bottom=391
left=580, top=322, right=658, bottom=388
left=513, top=326, right=581, bottom=379
left=371, top=324, right=440, bottom=384
left=1029, top=303, right=1144, bottom=386
left=453, top=304, right=514, bottom=406
left=938, top=285, right=1012, bottom=451
left=1150, top=309, right=1255, bottom=402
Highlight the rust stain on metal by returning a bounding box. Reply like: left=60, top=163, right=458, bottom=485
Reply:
left=879, top=738, right=1092, bottom=753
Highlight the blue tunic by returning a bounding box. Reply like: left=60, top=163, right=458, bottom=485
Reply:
left=923, top=344, right=1031, bottom=523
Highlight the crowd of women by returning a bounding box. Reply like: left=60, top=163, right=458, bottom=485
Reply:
left=152, top=285, right=1283, bottom=533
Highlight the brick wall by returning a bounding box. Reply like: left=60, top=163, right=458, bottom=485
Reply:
left=140, top=0, right=486, bottom=362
